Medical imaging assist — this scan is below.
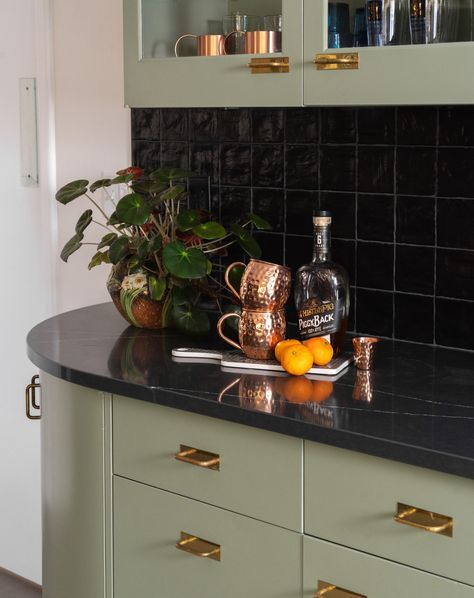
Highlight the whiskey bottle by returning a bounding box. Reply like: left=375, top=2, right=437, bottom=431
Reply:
left=294, top=211, right=350, bottom=356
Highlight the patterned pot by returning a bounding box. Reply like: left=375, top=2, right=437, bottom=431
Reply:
left=106, top=265, right=171, bottom=329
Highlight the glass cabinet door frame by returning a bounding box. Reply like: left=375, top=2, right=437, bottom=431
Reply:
left=123, top=0, right=304, bottom=107
left=303, top=0, right=474, bottom=106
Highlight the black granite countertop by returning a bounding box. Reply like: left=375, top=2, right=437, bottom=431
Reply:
left=27, top=303, right=474, bottom=479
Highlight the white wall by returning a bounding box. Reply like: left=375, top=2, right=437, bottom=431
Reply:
left=52, top=0, right=131, bottom=313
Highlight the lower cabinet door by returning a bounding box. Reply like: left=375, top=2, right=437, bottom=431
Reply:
left=114, top=476, right=302, bottom=598
left=304, top=536, right=473, bottom=598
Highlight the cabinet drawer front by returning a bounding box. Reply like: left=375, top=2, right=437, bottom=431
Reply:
left=114, top=476, right=302, bottom=598
left=305, top=442, right=474, bottom=586
left=113, top=396, right=303, bottom=530
left=304, top=536, right=473, bottom=598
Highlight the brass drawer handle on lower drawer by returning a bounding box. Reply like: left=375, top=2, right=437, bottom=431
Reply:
left=175, top=445, right=220, bottom=470
left=315, top=580, right=366, bottom=598
left=176, top=532, right=221, bottom=561
left=395, top=502, right=453, bottom=537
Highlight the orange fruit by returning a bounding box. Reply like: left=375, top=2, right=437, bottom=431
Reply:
left=303, top=337, right=334, bottom=366
left=274, top=338, right=301, bottom=362
left=280, top=345, right=314, bottom=376
left=311, top=380, right=334, bottom=403
left=283, top=376, right=314, bottom=403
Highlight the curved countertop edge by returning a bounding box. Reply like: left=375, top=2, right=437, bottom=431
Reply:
left=27, top=338, right=474, bottom=481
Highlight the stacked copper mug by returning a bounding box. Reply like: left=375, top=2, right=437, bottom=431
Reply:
left=217, top=259, right=291, bottom=360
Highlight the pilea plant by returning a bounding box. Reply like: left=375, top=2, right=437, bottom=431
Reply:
left=56, top=166, right=271, bottom=334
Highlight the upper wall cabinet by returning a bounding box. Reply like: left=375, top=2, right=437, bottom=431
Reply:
left=123, top=0, right=304, bottom=107
left=304, top=0, right=474, bottom=105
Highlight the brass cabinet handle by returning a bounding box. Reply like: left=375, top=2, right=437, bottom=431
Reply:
left=314, top=53, right=359, bottom=70
left=174, top=444, right=220, bottom=471
left=315, top=580, right=366, bottom=598
left=394, top=502, right=453, bottom=537
left=176, top=532, right=221, bottom=561
left=248, top=57, right=290, bottom=73
left=25, top=375, right=41, bottom=420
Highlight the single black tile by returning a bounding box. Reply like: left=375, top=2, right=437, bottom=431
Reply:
left=357, top=242, right=394, bottom=290
left=439, top=106, right=474, bottom=146
left=286, top=190, right=318, bottom=235
left=397, top=107, right=437, bottom=145
left=285, top=108, right=319, bottom=143
left=320, top=192, right=356, bottom=239
left=358, top=108, right=395, bottom=145
left=220, top=144, right=251, bottom=186
left=132, top=108, right=161, bottom=141
left=396, top=196, right=435, bottom=245
left=219, top=187, right=251, bottom=227
left=189, top=109, right=219, bottom=141
left=252, top=144, right=284, bottom=188
left=189, top=144, right=219, bottom=184
left=436, top=249, right=474, bottom=300
left=438, top=148, right=474, bottom=198
left=320, top=108, right=356, bottom=144
left=252, top=108, right=284, bottom=143
left=160, top=108, right=188, bottom=141
left=284, top=234, right=313, bottom=270
left=356, top=289, right=394, bottom=337
left=132, top=140, right=161, bottom=171
left=320, top=146, right=356, bottom=191
left=438, top=198, right=474, bottom=250
left=358, top=147, right=394, bottom=194
left=253, top=232, right=284, bottom=265
left=357, top=194, right=394, bottom=242
left=219, top=109, right=251, bottom=142
left=252, top=188, right=285, bottom=233
left=435, top=298, right=474, bottom=350
left=332, top=239, right=356, bottom=284
left=395, top=294, right=434, bottom=344
left=188, top=177, right=216, bottom=212
left=285, top=145, right=318, bottom=190
left=395, top=245, right=434, bottom=294
left=396, top=147, right=436, bottom=196
left=161, top=142, right=189, bottom=170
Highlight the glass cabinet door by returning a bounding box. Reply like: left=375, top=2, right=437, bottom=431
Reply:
left=124, top=0, right=303, bottom=107
left=304, top=0, right=474, bottom=105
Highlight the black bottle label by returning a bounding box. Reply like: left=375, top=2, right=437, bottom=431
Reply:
left=297, top=298, right=343, bottom=339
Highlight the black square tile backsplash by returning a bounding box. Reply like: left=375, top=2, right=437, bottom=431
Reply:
left=132, top=106, right=474, bottom=351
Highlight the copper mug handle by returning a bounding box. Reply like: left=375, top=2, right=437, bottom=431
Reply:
left=224, top=261, right=246, bottom=301
left=217, top=312, right=242, bottom=351
left=223, top=30, right=246, bottom=55
left=174, top=34, right=197, bottom=57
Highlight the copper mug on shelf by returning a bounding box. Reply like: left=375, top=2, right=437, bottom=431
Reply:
left=217, top=309, right=286, bottom=361
left=225, top=259, right=291, bottom=311
left=175, top=34, right=226, bottom=57
left=224, top=30, right=282, bottom=54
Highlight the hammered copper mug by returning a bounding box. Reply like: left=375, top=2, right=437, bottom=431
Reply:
left=217, top=309, right=286, bottom=360
left=225, top=259, right=291, bottom=311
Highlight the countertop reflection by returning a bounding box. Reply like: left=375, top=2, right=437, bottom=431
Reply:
left=27, top=303, right=474, bottom=479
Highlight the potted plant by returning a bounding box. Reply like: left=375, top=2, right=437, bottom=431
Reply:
left=56, top=166, right=271, bottom=334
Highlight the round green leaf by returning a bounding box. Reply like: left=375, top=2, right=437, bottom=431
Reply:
left=116, top=193, right=151, bottom=225
left=60, top=233, right=83, bottom=262
left=230, top=224, right=262, bottom=259
left=172, top=305, right=210, bottom=336
left=162, top=241, right=208, bottom=279
left=193, top=221, right=226, bottom=240
left=177, top=209, right=201, bottom=232
left=89, top=178, right=111, bottom=193
left=151, top=167, right=193, bottom=182
left=88, top=251, right=110, bottom=270
left=148, top=275, right=167, bottom=301
left=159, top=185, right=186, bottom=202
left=108, top=236, right=130, bottom=264
left=75, top=209, right=93, bottom=234
left=171, top=285, right=197, bottom=306
left=248, top=212, right=272, bottom=230
left=56, top=180, right=89, bottom=204
left=97, top=232, right=117, bottom=250
left=110, top=173, right=134, bottom=184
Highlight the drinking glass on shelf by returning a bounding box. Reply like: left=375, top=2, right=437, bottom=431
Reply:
left=382, top=0, right=410, bottom=45
left=409, top=0, right=460, bottom=44
left=328, top=2, right=351, bottom=48
left=263, top=14, right=282, bottom=32
left=366, top=0, right=384, bottom=45
left=353, top=7, right=368, bottom=47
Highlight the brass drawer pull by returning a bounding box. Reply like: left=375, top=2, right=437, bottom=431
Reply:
left=248, top=57, right=289, bottom=74
left=176, top=532, right=221, bottom=561
left=314, top=53, right=359, bottom=70
left=315, top=580, right=366, bottom=597
left=175, top=444, right=220, bottom=470
left=25, top=375, right=41, bottom=420
left=395, top=502, right=453, bottom=537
